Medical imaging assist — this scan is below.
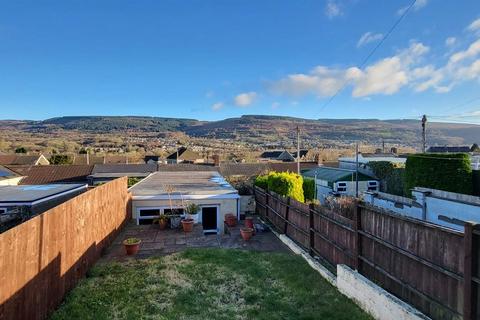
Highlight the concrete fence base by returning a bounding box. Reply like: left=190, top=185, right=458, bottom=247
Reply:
left=337, top=265, right=430, bottom=320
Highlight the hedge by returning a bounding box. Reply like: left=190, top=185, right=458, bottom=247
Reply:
left=303, top=178, right=315, bottom=201
left=368, top=161, right=406, bottom=196
left=405, top=153, right=472, bottom=195
left=255, top=171, right=304, bottom=203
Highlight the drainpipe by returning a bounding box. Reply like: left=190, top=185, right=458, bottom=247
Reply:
left=236, top=197, right=240, bottom=221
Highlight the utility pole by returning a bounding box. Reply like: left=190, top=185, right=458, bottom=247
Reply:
left=355, top=142, right=359, bottom=198
left=296, top=126, right=300, bottom=175
left=421, top=115, right=427, bottom=153
left=382, top=139, right=385, bottom=153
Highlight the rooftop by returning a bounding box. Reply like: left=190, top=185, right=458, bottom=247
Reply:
left=303, top=166, right=374, bottom=182
left=130, top=171, right=238, bottom=198
left=0, top=154, right=46, bottom=166
left=7, top=165, right=93, bottom=185
left=92, top=164, right=157, bottom=174
left=0, top=183, right=86, bottom=203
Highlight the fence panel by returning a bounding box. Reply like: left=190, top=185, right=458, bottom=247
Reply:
left=358, top=205, right=464, bottom=320
left=285, top=199, right=309, bottom=249
left=311, top=205, right=356, bottom=270
left=0, top=178, right=131, bottom=320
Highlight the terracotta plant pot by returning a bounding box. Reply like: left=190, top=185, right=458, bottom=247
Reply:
left=123, top=239, right=141, bottom=256
left=181, top=218, right=194, bottom=232
left=240, top=227, right=254, bottom=241
left=159, top=219, right=168, bottom=230
left=224, top=213, right=237, bottom=227
left=245, top=217, right=254, bottom=229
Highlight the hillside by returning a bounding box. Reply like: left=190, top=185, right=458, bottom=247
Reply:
left=0, top=115, right=479, bottom=148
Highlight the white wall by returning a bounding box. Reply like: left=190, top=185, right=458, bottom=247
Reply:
left=315, top=179, right=378, bottom=203
left=132, top=197, right=238, bottom=233
left=364, top=188, right=480, bottom=231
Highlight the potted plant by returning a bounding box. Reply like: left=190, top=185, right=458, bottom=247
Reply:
left=240, top=227, right=254, bottom=241
left=158, top=214, right=168, bottom=230
left=182, top=202, right=199, bottom=232
left=123, top=237, right=141, bottom=255
left=163, top=184, right=182, bottom=229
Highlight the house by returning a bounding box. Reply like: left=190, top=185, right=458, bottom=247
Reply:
left=259, top=150, right=295, bottom=162
left=302, top=167, right=378, bottom=204
left=338, top=153, right=406, bottom=176
left=144, top=155, right=165, bottom=165
left=0, top=183, right=87, bottom=232
left=129, top=171, right=239, bottom=234
left=166, top=147, right=204, bottom=164
left=7, top=165, right=94, bottom=185
left=364, top=187, right=480, bottom=232
left=88, top=164, right=156, bottom=185
left=427, top=146, right=472, bottom=153
left=0, top=166, right=23, bottom=186
left=0, top=154, right=50, bottom=166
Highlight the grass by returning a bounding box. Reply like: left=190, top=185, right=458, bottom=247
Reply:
left=51, top=248, right=372, bottom=320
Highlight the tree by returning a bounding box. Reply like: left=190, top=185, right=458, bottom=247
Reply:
left=79, top=148, right=88, bottom=154
left=49, top=154, right=73, bottom=165
left=15, top=147, right=27, bottom=154
left=471, top=143, right=480, bottom=152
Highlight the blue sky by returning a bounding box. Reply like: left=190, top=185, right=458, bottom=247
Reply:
left=1, top=0, right=480, bottom=122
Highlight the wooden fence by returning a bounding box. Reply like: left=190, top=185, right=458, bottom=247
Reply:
left=0, top=178, right=132, bottom=320
left=254, top=186, right=479, bottom=320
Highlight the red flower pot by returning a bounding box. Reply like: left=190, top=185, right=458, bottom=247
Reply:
left=225, top=213, right=237, bottom=227
left=159, top=219, right=168, bottom=230
left=123, top=239, right=141, bottom=256
left=245, top=217, right=254, bottom=229
left=240, top=227, right=254, bottom=241
left=181, top=218, right=194, bottom=232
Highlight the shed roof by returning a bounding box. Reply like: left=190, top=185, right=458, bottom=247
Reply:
left=130, top=171, right=238, bottom=198
left=92, top=164, right=157, bottom=174
left=303, top=167, right=374, bottom=182
left=0, top=183, right=86, bottom=203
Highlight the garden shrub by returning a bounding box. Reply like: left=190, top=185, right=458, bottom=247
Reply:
left=255, top=171, right=305, bottom=203
left=368, top=161, right=406, bottom=196
left=405, top=153, right=472, bottom=195
left=303, top=178, right=315, bottom=201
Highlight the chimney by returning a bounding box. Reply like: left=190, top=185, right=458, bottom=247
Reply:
left=212, top=154, right=220, bottom=167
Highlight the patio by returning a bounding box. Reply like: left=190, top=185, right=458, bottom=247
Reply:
left=103, top=218, right=289, bottom=260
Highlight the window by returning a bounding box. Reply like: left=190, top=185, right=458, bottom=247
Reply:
left=0, top=208, right=6, bottom=214
left=137, top=207, right=185, bottom=225
left=336, top=182, right=347, bottom=193
left=367, top=181, right=379, bottom=191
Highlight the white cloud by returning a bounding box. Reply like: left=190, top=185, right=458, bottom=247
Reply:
left=357, top=32, right=383, bottom=48
left=234, top=92, right=257, bottom=107
left=325, top=0, right=342, bottom=19
left=449, top=39, right=480, bottom=63
left=467, top=18, right=480, bottom=32
left=445, top=37, right=456, bottom=47
left=211, top=102, right=224, bottom=111
left=270, top=42, right=429, bottom=98
left=397, top=0, right=428, bottom=16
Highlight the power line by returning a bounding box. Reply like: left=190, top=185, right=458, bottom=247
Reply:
left=318, top=0, right=418, bottom=114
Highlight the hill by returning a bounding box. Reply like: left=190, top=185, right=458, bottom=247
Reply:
left=0, top=115, right=479, bottom=148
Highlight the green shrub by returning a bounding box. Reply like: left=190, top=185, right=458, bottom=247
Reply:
left=303, top=178, right=315, bottom=201
left=255, top=171, right=304, bottom=202
left=368, top=161, right=406, bottom=196
left=254, top=175, right=269, bottom=189
left=405, top=153, right=472, bottom=195
left=49, top=154, right=73, bottom=165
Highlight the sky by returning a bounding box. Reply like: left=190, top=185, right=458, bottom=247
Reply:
left=1, top=0, right=480, bottom=123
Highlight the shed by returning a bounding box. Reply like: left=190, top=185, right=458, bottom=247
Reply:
left=129, top=171, right=239, bottom=234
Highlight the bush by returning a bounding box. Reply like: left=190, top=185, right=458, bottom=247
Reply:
left=255, top=171, right=304, bottom=203
left=303, top=178, right=315, bottom=201
left=405, top=153, right=472, bottom=195
left=368, top=161, right=406, bottom=196
left=49, top=154, right=73, bottom=165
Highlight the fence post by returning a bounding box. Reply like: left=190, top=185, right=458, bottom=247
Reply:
left=284, top=197, right=290, bottom=235
left=353, top=204, right=362, bottom=271
left=265, top=188, right=270, bottom=221
left=309, top=203, right=315, bottom=257
left=463, top=222, right=477, bottom=320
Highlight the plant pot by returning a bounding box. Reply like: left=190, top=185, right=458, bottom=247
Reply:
left=225, top=213, right=237, bottom=227
left=159, top=219, right=168, bottom=230
left=245, top=217, right=254, bottom=229
left=181, top=218, right=194, bottom=232
left=123, top=239, right=141, bottom=256
left=240, top=227, right=254, bottom=241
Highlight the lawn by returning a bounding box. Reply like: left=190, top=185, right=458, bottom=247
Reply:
left=51, top=248, right=371, bottom=320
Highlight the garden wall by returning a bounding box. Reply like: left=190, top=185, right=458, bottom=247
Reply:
left=0, top=177, right=132, bottom=320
